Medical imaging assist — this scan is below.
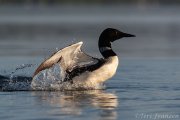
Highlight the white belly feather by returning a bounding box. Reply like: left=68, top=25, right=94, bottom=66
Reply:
left=72, top=56, right=119, bottom=86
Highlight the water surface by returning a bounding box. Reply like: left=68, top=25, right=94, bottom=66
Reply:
left=1, top=58, right=180, bottom=120
left=0, top=5, right=180, bottom=120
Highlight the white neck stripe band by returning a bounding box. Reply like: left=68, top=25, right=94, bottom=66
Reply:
left=100, top=47, right=112, bottom=53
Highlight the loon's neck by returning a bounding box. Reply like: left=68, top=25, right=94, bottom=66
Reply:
left=98, top=38, right=116, bottom=58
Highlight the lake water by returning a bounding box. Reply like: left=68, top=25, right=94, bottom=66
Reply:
left=0, top=5, right=180, bottom=120
left=0, top=58, right=180, bottom=120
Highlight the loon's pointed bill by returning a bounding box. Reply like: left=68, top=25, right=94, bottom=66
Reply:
left=32, top=28, right=135, bottom=90
left=122, top=32, right=136, bottom=37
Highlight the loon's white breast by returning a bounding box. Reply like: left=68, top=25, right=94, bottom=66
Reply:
left=72, top=56, right=119, bottom=85
left=31, top=28, right=135, bottom=90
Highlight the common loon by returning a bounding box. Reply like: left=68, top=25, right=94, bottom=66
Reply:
left=32, top=28, right=135, bottom=90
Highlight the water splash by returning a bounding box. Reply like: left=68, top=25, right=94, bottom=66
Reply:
left=31, top=63, right=63, bottom=90
left=1, top=55, right=104, bottom=91
left=1, top=61, right=104, bottom=91
left=9, top=63, right=35, bottom=78
left=31, top=63, right=105, bottom=91
left=0, top=63, right=35, bottom=91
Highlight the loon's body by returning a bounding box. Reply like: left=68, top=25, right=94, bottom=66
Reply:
left=67, top=55, right=119, bottom=86
left=31, top=28, right=135, bottom=90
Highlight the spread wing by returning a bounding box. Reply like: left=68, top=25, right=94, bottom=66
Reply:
left=33, top=42, right=100, bottom=78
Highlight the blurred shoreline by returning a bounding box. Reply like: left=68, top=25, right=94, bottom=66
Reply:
left=0, top=4, right=180, bottom=58
left=0, top=0, right=180, bottom=6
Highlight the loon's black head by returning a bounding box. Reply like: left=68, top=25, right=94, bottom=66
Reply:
left=98, top=28, right=135, bottom=58
left=99, top=28, right=135, bottom=42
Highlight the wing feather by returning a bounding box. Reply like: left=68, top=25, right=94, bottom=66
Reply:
left=33, top=42, right=99, bottom=77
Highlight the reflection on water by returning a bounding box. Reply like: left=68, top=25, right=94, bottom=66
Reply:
left=32, top=90, right=118, bottom=120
